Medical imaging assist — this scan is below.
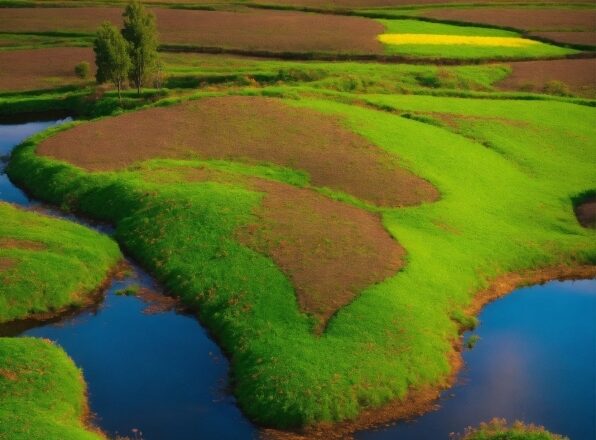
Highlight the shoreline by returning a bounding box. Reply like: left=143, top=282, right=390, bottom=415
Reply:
left=262, top=263, right=596, bottom=440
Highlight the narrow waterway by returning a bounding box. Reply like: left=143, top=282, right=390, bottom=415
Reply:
left=1, top=118, right=594, bottom=440
left=0, top=118, right=257, bottom=439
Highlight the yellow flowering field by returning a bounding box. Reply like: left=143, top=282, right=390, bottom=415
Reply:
left=378, top=33, right=540, bottom=47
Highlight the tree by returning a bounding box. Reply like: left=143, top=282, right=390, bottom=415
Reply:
left=122, top=1, right=159, bottom=95
left=94, top=22, right=131, bottom=102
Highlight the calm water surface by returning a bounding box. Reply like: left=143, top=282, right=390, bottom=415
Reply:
left=356, top=279, right=596, bottom=440
left=1, top=119, right=595, bottom=439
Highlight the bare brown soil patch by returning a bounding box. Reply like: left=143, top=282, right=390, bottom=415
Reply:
left=496, top=58, right=596, bottom=98
left=0, top=8, right=383, bottom=54
left=263, top=264, right=596, bottom=439
left=237, top=178, right=404, bottom=330
left=0, top=368, right=18, bottom=381
left=0, top=47, right=94, bottom=92
left=530, top=31, right=596, bottom=46
left=574, top=196, right=596, bottom=228
left=144, top=163, right=404, bottom=328
left=253, top=0, right=594, bottom=7
left=423, top=8, right=596, bottom=34
left=0, top=257, right=17, bottom=273
left=39, top=96, right=438, bottom=207
left=0, top=238, right=46, bottom=251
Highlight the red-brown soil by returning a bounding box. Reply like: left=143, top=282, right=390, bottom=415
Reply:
left=423, top=8, right=596, bottom=44
left=0, top=47, right=94, bottom=91
left=496, top=58, right=596, bottom=98
left=38, top=96, right=438, bottom=207
left=574, top=196, right=596, bottom=228
left=0, top=238, right=46, bottom=251
left=153, top=164, right=404, bottom=329
left=237, top=178, right=405, bottom=330
left=0, top=8, right=384, bottom=54
left=0, top=257, right=17, bottom=273
left=252, top=0, right=595, bottom=7
left=530, top=30, right=596, bottom=46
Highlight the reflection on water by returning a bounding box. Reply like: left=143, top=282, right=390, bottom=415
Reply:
left=356, top=279, right=596, bottom=440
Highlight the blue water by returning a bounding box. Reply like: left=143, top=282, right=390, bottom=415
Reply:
left=1, top=119, right=595, bottom=439
left=356, top=279, right=596, bottom=440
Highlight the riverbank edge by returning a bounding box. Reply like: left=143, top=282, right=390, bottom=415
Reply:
left=4, top=106, right=595, bottom=437
left=262, top=264, right=596, bottom=440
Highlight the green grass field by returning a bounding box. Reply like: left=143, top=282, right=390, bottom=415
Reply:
left=0, top=0, right=594, bottom=436
left=5, top=88, right=594, bottom=428
left=0, top=202, right=121, bottom=323
left=0, top=337, right=103, bottom=440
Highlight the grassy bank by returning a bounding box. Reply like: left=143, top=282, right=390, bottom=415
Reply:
left=0, top=337, right=103, bottom=440
left=6, top=90, right=595, bottom=429
left=0, top=202, right=121, bottom=323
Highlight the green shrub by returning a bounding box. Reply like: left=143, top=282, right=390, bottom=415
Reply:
left=454, top=418, right=568, bottom=440
left=543, top=80, right=572, bottom=97
left=74, top=61, right=90, bottom=79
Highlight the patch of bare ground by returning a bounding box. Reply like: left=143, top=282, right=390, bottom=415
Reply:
left=530, top=30, right=596, bottom=46
left=168, top=165, right=405, bottom=329
left=38, top=96, right=438, bottom=207
left=496, top=59, right=596, bottom=98
left=0, top=8, right=383, bottom=54
left=424, top=8, right=596, bottom=32
left=0, top=368, right=18, bottom=381
left=237, top=178, right=405, bottom=331
left=252, top=0, right=595, bottom=7
left=262, top=264, right=596, bottom=439
left=0, top=257, right=17, bottom=273
left=0, top=47, right=94, bottom=92
left=574, top=196, right=596, bottom=228
left=0, top=237, right=46, bottom=251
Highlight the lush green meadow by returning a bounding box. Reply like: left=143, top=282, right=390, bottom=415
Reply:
left=0, top=337, right=103, bottom=440
left=0, top=202, right=121, bottom=323
left=5, top=88, right=594, bottom=429
left=0, top=0, right=594, bottom=436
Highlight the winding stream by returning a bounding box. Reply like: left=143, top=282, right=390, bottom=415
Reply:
left=0, top=118, right=256, bottom=439
left=1, top=118, right=594, bottom=439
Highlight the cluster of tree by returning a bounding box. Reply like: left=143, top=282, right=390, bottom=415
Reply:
left=94, top=1, right=160, bottom=101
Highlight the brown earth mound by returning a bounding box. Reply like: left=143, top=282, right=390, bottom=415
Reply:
left=157, top=165, right=404, bottom=330
left=0, top=8, right=383, bottom=54
left=574, top=196, right=596, bottom=228
left=423, top=8, right=596, bottom=33
left=496, top=58, right=596, bottom=98
left=0, top=47, right=94, bottom=92
left=39, top=96, right=438, bottom=207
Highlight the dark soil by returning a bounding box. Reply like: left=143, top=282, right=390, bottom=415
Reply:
left=496, top=58, right=596, bottom=98
left=0, top=47, right=94, bottom=91
left=423, top=8, right=596, bottom=33
left=39, top=96, right=438, bottom=207
left=574, top=196, right=596, bottom=228
left=0, top=8, right=384, bottom=54
left=237, top=178, right=405, bottom=330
